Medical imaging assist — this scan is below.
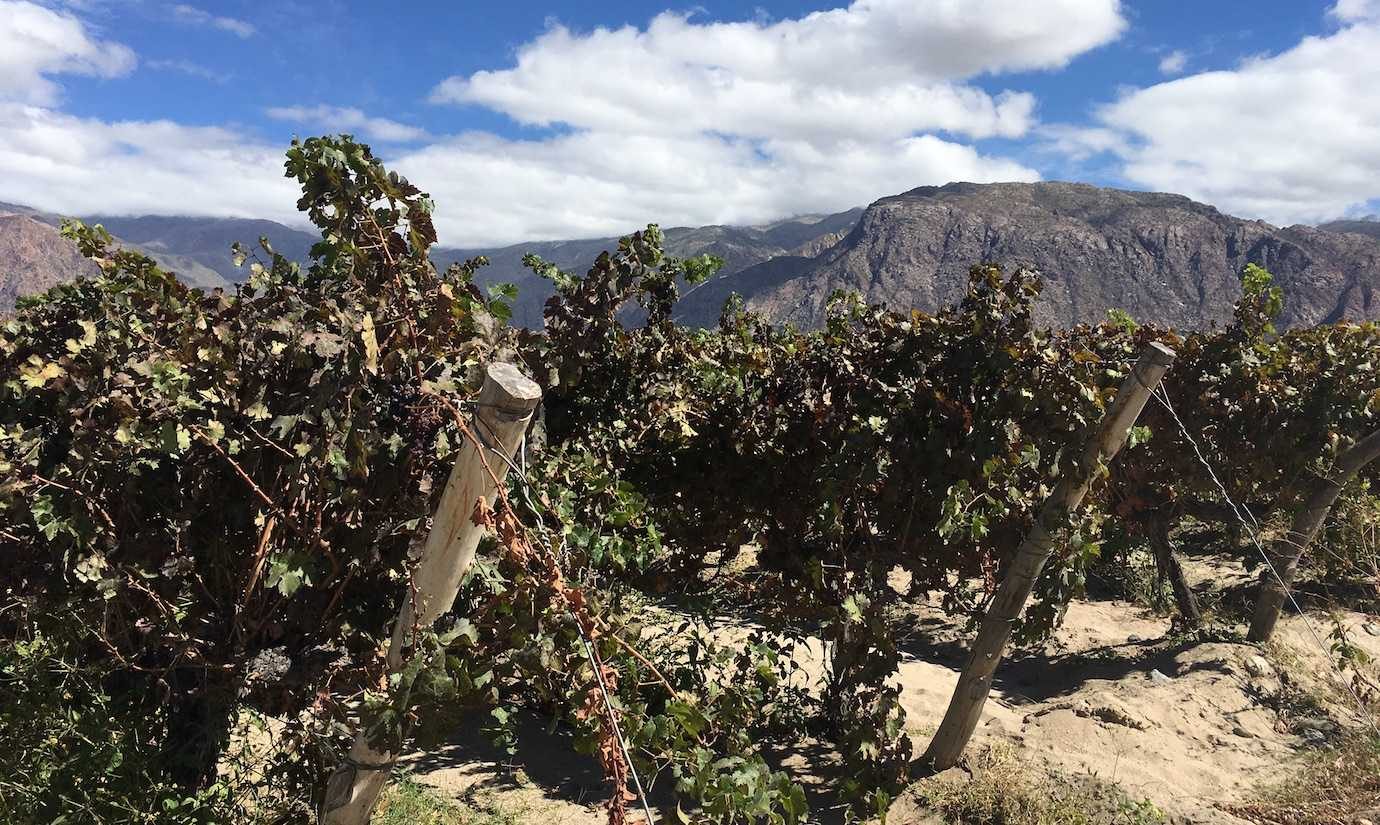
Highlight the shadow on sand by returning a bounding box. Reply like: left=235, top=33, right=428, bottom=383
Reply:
left=402, top=598, right=1239, bottom=823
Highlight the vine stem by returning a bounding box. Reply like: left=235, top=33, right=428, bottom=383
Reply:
left=27, top=471, right=116, bottom=531
left=428, top=386, right=661, bottom=825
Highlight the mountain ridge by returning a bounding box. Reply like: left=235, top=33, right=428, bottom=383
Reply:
left=1318, top=216, right=1380, bottom=241
left=4, top=184, right=1379, bottom=329
left=673, top=181, right=1380, bottom=329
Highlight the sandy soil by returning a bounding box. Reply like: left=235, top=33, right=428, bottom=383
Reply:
left=400, top=562, right=1380, bottom=825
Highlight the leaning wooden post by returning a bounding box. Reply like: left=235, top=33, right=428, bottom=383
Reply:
left=1247, top=427, right=1380, bottom=643
left=921, top=342, right=1175, bottom=772
left=320, top=363, right=542, bottom=825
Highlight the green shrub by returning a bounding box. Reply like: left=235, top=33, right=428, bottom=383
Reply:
left=0, top=630, right=247, bottom=823
left=1309, top=479, right=1380, bottom=593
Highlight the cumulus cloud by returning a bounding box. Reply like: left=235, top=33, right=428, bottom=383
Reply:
left=393, top=131, right=1037, bottom=246
left=0, top=0, right=136, bottom=105
left=170, top=4, right=255, bottom=38
left=0, top=0, right=1121, bottom=245
left=0, top=100, right=1033, bottom=245
left=408, top=0, right=1121, bottom=243
left=1157, top=50, right=1187, bottom=75
left=1038, top=124, right=1126, bottom=161
left=433, top=0, right=1125, bottom=143
left=1329, top=0, right=1380, bottom=22
left=1053, top=2, right=1380, bottom=225
left=0, top=103, right=299, bottom=223
left=266, top=105, right=429, bottom=143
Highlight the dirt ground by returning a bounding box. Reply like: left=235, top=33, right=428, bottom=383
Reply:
left=399, top=554, right=1380, bottom=825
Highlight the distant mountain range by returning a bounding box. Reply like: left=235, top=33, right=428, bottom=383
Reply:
left=0, top=200, right=859, bottom=327
left=1318, top=216, right=1380, bottom=241
left=3, top=184, right=1379, bottom=329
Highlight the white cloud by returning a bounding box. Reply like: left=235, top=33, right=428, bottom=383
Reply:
left=1157, top=50, right=1187, bottom=75
left=0, top=101, right=1033, bottom=246
left=405, top=0, right=1121, bottom=243
left=1055, top=3, right=1380, bottom=225
left=0, top=0, right=135, bottom=105
left=170, top=4, right=256, bottom=38
left=1038, top=124, right=1126, bottom=161
left=0, top=0, right=1120, bottom=246
left=393, top=131, right=1037, bottom=246
left=433, top=0, right=1124, bottom=143
left=1330, top=0, right=1380, bottom=22
left=266, top=105, right=429, bottom=143
left=0, top=103, right=299, bottom=223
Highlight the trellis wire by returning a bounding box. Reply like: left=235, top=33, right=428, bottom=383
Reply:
left=1142, top=376, right=1377, bottom=731
left=471, top=412, right=658, bottom=825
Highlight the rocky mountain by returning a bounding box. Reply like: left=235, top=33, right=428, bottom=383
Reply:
left=0, top=211, right=99, bottom=312
left=1, top=202, right=229, bottom=313
left=1, top=203, right=862, bottom=324
left=5, top=183, right=1379, bottom=329
left=675, top=182, right=1380, bottom=329
left=1318, top=216, right=1380, bottom=241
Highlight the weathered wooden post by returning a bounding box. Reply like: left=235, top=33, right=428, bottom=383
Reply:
left=1247, top=428, right=1380, bottom=643
left=921, top=342, right=1175, bottom=772
left=321, top=363, right=542, bottom=825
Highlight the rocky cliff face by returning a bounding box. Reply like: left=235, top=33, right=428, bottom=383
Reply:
left=0, top=212, right=98, bottom=313
left=0, top=204, right=230, bottom=313
left=676, top=182, right=1380, bottom=329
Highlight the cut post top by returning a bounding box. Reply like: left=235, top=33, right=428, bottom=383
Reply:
left=479, top=362, right=542, bottom=417
left=1142, top=341, right=1177, bottom=367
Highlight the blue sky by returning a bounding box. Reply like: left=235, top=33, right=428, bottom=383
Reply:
left=2, top=0, right=1378, bottom=245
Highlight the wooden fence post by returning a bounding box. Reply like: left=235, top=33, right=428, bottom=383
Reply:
left=1247, top=428, right=1380, bottom=643
left=320, top=363, right=542, bottom=825
left=921, top=342, right=1175, bottom=772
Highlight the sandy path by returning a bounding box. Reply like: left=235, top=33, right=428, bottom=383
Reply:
left=402, top=590, right=1380, bottom=825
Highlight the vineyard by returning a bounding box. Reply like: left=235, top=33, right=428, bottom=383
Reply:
left=2, top=137, right=1379, bottom=825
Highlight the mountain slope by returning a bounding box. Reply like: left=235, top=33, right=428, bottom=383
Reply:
left=2, top=201, right=862, bottom=319
left=87, top=214, right=315, bottom=286
left=0, top=213, right=99, bottom=312
left=442, top=209, right=863, bottom=327
left=676, top=182, right=1380, bottom=329
left=1319, top=216, right=1380, bottom=241
left=0, top=203, right=229, bottom=312
left=7, top=184, right=1380, bottom=330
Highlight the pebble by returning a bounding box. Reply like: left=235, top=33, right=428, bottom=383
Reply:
left=1150, top=669, right=1174, bottom=684
left=1245, top=655, right=1273, bottom=678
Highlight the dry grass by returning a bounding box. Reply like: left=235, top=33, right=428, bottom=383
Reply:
left=907, top=745, right=1165, bottom=825
left=1227, top=731, right=1380, bottom=825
